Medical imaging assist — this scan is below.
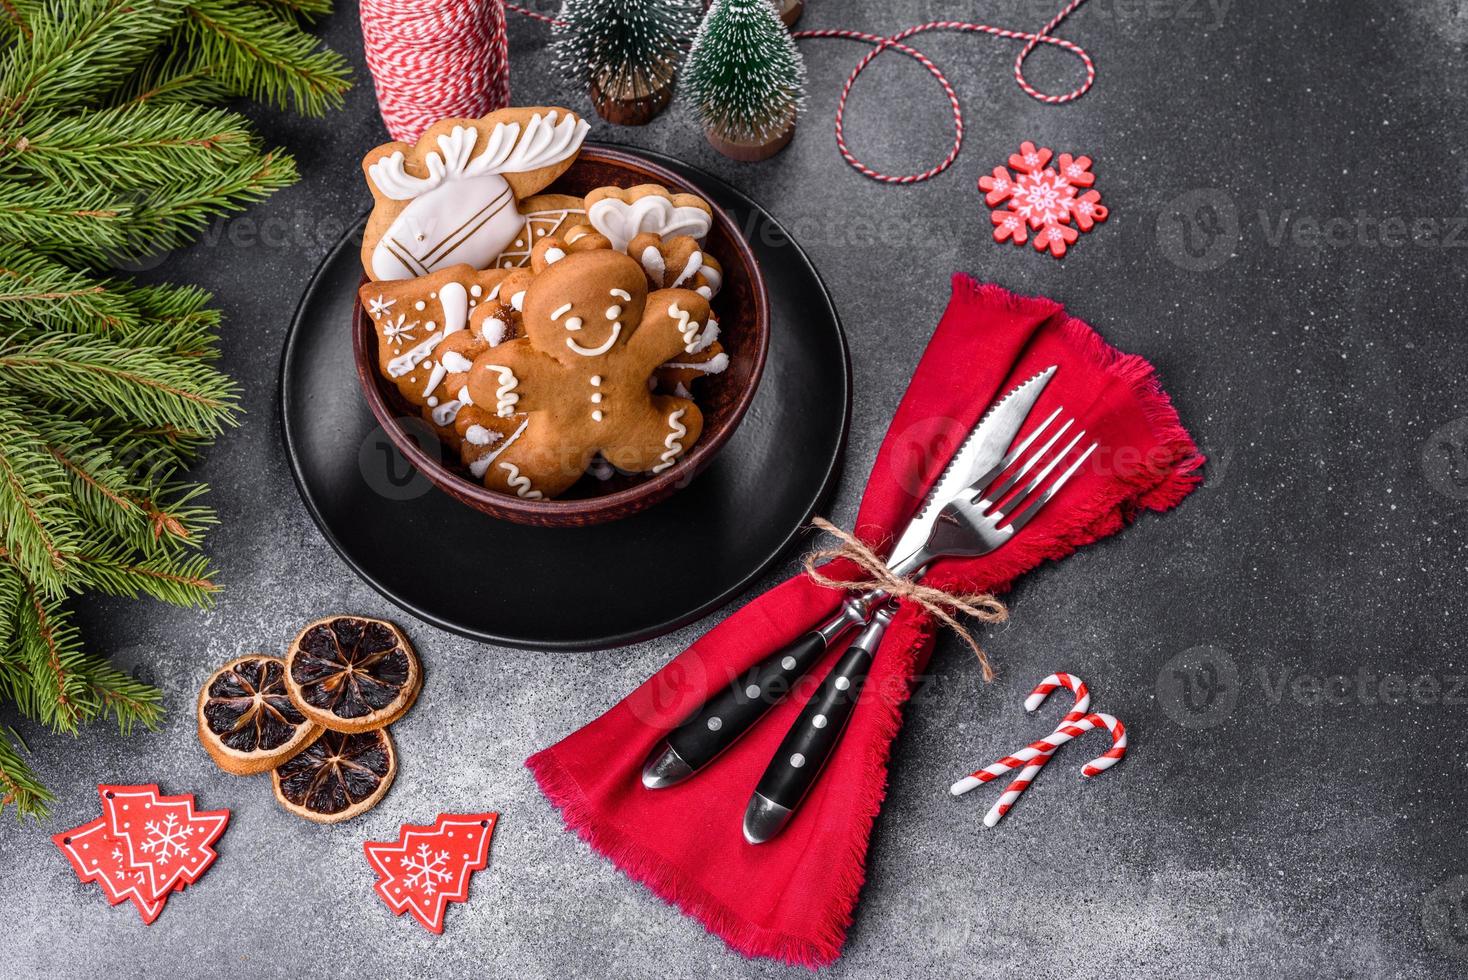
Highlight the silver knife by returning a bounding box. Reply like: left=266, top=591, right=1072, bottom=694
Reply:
left=641, top=365, right=1058, bottom=790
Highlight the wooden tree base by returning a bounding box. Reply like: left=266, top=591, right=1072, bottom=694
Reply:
left=778, top=0, right=804, bottom=28
left=589, top=79, right=672, bottom=126
left=705, top=118, right=796, bottom=162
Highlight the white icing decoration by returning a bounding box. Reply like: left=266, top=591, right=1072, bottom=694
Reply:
left=487, top=282, right=502, bottom=300
left=422, top=360, right=447, bottom=398
left=606, top=305, right=622, bottom=320
left=499, top=462, right=543, bottom=498
left=366, top=112, right=591, bottom=280
left=591, top=392, right=603, bottom=403
left=609, top=289, right=631, bottom=301
left=689, top=318, right=720, bottom=354
left=380, top=313, right=416, bottom=348
left=457, top=385, right=473, bottom=405
left=640, top=245, right=666, bottom=284
left=650, top=409, right=688, bottom=473
left=673, top=382, right=693, bottom=399
left=697, top=286, right=712, bottom=299
left=388, top=332, right=442, bottom=378
left=662, top=352, right=729, bottom=375
left=415, top=301, right=425, bottom=310
left=470, top=284, right=483, bottom=297
left=465, top=424, right=499, bottom=447
left=514, top=239, right=523, bottom=248
left=427, top=396, right=438, bottom=407
left=544, top=247, right=566, bottom=264
left=592, top=410, right=604, bottom=422
left=471, top=417, right=527, bottom=478
left=671, top=250, right=702, bottom=288
left=564, top=316, right=583, bottom=332
left=511, top=290, right=525, bottom=311
left=699, top=263, right=723, bottom=296
left=551, top=303, right=572, bottom=320
left=367, top=295, right=395, bottom=317
left=431, top=400, right=462, bottom=425
left=439, top=281, right=469, bottom=334
left=590, top=375, right=602, bottom=385
left=668, top=302, right=699, bottom=352
left=482, top=363, right=520, bottom=416
left=442, top=351, right=474, bottom=373
left=588, top=195, right=712, bottom=252
left=481, top=317, right=508, bottom=345
left=566, top=323, right=620, bottom=357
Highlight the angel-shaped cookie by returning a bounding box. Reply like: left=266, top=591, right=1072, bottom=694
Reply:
left=361, top=108, right=590, bottom=281
left=464, top=250, right=712, bottom=500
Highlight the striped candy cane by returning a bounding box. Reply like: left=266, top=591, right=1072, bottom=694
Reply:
left=950, top=674, right=1127, bottom=827
left=950, top=672, right=1088, bottom=795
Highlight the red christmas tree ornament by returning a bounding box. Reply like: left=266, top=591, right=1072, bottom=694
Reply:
left=979, top=141, right=1107, bottom=258
left=98, top=784, right=230, bottom=903
left=364, top=812, right=499, bottom=933
left=53, top=818, right=173, bottom=924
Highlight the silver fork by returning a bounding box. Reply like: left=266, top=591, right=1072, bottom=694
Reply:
left=742, top=414, right=1098, bottom=844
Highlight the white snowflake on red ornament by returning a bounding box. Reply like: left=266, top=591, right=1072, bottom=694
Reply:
left=980, top=141, right=1108, bottom=259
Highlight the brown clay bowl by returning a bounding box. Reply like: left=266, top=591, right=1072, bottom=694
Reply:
left=352, top=146, right=770, bottom=528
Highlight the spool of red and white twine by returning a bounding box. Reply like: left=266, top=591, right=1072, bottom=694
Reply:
left=361, top=0, right=512, bottom=143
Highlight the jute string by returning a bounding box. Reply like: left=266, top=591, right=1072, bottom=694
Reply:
left=802, top=517, right=1008, bottom=681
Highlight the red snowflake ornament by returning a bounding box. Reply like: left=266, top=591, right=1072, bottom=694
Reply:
left=53, top=818, right=176, bottom=924
left=98, top=784, right=230, bottom=903
left=980, top=141, right=1108, bottom=258
left=364, top=812, right=498, bottom=934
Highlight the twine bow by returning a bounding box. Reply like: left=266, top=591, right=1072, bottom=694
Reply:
left=802, top=517, right=1008, bottom=680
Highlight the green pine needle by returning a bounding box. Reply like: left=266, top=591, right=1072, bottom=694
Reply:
left=553, top=0, right=700, bottom=99
left=0, top=725, right=55, bottom=821
left=0, top=330, right=240, bottom=434
left=0, top=394, right=84, bottom=595
left=183, top=0, right=350, bottom=116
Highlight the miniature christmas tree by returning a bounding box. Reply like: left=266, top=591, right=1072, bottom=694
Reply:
left=683, top=0, right=806, bottom=159
left=0, top=0, right=350, bottom=821
left=553, top=0, right=700, bottom=125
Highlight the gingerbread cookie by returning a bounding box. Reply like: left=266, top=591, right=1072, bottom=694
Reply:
left=585, top=185, right=713, bottom=252
left=359, top=264, right=518, bottom=433
left=628, top=232, right=723, bottom=299
left=361, top=108, right=590, bottom=281
left=464, top=249, right=711, bottom=499
left=493, top=193, right=586, bottom=269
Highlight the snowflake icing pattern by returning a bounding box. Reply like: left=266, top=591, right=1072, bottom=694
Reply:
left=367, top=294, right=396, bottom=318
left=140, top=812, right=196, bottom=864
left=402, top=843, right=454, bottom=895
left=980, top=141, right=1108, bottom=258
left=382, top=313, right=416, bottom=347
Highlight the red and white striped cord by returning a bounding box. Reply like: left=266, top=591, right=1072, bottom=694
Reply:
left=951, top=673, right=1127, bottom=827
left=504, top=1, right=1095, bottom=185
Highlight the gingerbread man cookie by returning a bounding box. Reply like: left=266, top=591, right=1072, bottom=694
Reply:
left=464, top=250, right=711, bottom=499
left=361, top=108, right=590, bottom=281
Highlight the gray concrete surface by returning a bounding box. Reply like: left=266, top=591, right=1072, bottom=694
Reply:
left=4, top=1, right=1468, bottom=976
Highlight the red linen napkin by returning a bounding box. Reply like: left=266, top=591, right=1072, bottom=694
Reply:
left=527, top=277, right=1203, bottom=967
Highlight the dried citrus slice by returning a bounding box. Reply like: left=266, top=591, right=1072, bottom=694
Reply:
left=284, top=616, right=421, bottom=733
left=197, top=655, right=322, bottom=776
left=271, top=727, right=397, bottom=824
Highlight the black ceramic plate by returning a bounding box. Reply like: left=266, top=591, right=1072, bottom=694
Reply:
left=280, top=150, right=850, bottom=651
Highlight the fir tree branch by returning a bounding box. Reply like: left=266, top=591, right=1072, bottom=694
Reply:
left=183, top=0, right=350, bottom=116
left=250, top=0, right=332, bottom=22
left=0, top=725, right=53, bottom=821
left=0, top=330, right=241, bottom=434
left=110, top=49, right=233, bottom=109
left=0, top=0, right=188, bottom=124
left=10, top=573, right=89, bottom=732
left=75, top=548, right=218, bottom=606
left=0, top=394, right=82, bottom=594
left=0, top=182, right=133, bottom=266
left=0, top=102, right=263, bottom=188
left=74, top=649, right=162, bottom=735
left=0, top=243, right=137, bottom=331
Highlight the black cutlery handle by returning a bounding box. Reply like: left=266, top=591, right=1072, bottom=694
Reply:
left=664, top=631, right=831, bottom=772
left=753, top=605, right=897, bottom=816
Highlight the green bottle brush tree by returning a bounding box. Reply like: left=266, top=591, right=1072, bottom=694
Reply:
left=683, top=0, right=806, bottom=160
left=0, top=0, right=350, bottom=820
left=552, top=0, right=700, bottom=126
